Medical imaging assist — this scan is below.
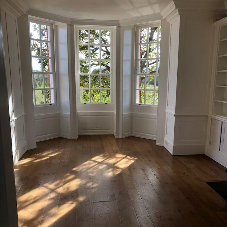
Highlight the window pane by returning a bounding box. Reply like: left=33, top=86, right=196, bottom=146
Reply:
left=90, top=46, right=100, bottom=59
left=101, top=61, right=110, bottom=74
left=136, top=90, right=145, bottom=104
left=101, top=46, right=111, bottom=59
left=159, top=26, right=161, bottom=41
left=44, top=74, right=54, bottom=88
left=90, top=60, right=100, bottom=74
left=80, top=75, right=89, bottom=88
left=80, top=89, right=90, bottom=103
left=80, top=60, right=89, bottom=73
left=79, top=45, right=89, bottom=59
left=155, top=91, right=159, bottom=105
left=34, top=75, right=44, bottom=89
left=45, top=89, right=54, bottom=104
left=79, top=30, right=89, bottom=44
left=30, top=22, right=40, bottom=39
left=91, top=75, right=100, bottom=88
left=91, top=90, right=100, bottom=103
left=148, top=60, right=157, bottom=73
left=149, top=43, right=158, bottom=58
left=41, top=25, right=50, bottom=41
left=32, top=58, right=42, bottom=72
left=43, top=58, right=52, bottom=72
left=149, top=27, right=158, bottom=42
left=156, top=76, right=159, bottom=89
left=35, top=90, right=44, bottom=105
left=136, top=76, right=145, bottom=89
left=146, top=75, right=155, bottom=89
left=138, top=60, right=147, bottom=74
left=146, top=91, right=154, bottom=105
left=101, top=90, right=111, bottom=103
left=90, top=30, right=99, bottom=44
left=101, top=30, right=110, bottom=44
left=31, top=40, right=40, bottom=56
left=140, top=28, right=148, bottom=43
left=42, top=42, right=51, bottom=57
left=101, top=76, right=110, bottom=88
left=139, top=44, right=147, bottom=59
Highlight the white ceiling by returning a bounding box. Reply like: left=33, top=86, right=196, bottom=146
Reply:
left=20, top=0, right=171, bottom=21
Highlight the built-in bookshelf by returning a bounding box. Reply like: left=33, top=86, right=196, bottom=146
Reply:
left=213, top=24, right=227, bottom=117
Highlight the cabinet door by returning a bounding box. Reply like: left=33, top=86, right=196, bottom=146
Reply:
left=220, top=122, right=227, bottom=155
left=210, top=119, right=222, bottom=151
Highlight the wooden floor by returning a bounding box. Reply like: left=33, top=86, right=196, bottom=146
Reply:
left=14, top=135, right=227, bottom=227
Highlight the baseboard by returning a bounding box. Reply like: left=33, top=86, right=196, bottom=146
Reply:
left=79, top=131, right=113, bottom=135
left=13, top=140, right=27, bottom=163
left=132, top=132, right=156, bottom=140
left=36, top=133, right=59, bottom=142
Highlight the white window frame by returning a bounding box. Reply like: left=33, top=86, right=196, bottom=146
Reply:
left=29, top=19, right=56, bottom=106
left=135, top=24, right=161, bottom=106
left=76, top=27, right=113, bottom=104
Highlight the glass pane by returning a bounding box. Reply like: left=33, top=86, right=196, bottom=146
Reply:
left=136, top=76, right=145, bottom=89
left=45, top=89, right=54, bottom=104
left=101, top=46, right=111, bottom=59
left=146, top=91, right=154, bottom=105
left=140, top=28, right=148, bottom=43
left=91, top=90, right=100, bottom=103
left=79, top=45, right=89, bottom=59
left=80, top=89, right=90, bottom=103
left=90, top=30, right=99, bottom=44
left=157, top=60, right=160, bottom=73
left=90, top=46, right=100, bottom=59
left=32, top=58, right=42, bottom=72
left=90, top=60, right=100, bottom=74
left=136, top=90, right=145, bottom=104
left=43, top=58, right=51, bottom=72
left=35, top=90, right=44, bottom=105
left=31, top=40, right=40, bottom=56
left=41, top=25, right=50, bottom=41
left=91, top=75, right=100, bottom=88
left=159, top=26, right=161, bottom=41
left=101, top=61, right=110, bottom=74
left=101, top=90, right=111, bottom=103
left=149, top=27, right=158, bottom=42
left=30, top=22, right=40, bottom=39
left=138, top=60, right=147, bottom=74
left=42, top=42, right=51, bottom=57
left=101, top=76, right=110, bottom=88
left=146, top=75, right=155, bottom=89
left=148, top=60, right=157, bottom=73
left=155, top=91, right=158, bottom=105
left=44, top=74, right=54, bottom=88
left=34, top=75, right=44, bottom=89
left=139, top=44, right=147, bottom=59
left=80, top=60, right=89, bottom=73
left=156, top=76, right=159, bottom=90
left=80, top=75, right=89, bottom=88
left=101, top=30, right=111, bottom=44
left=79, top=30, right=89, bottom=44
left=149, top=43, right=158, bottom=58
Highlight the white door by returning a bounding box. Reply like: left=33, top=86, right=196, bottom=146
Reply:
left=210, top=119, right=222, bottom=151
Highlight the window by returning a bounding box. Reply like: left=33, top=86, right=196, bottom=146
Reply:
left=136, top=26, right=161, bottom=105
left=29, top=21, right=55, bottom=105
left=78, top=29, right=111, bottom=103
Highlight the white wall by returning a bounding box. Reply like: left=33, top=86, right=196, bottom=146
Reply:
left=1, top=9, right=27, bottom=163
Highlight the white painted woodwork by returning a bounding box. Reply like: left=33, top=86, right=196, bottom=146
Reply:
left=220, top=121, right=227, bottom=155
left=210, top=118, right=222, bottom=151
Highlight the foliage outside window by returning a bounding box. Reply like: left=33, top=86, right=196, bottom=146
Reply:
left=136, top=26, right=161, bottom=105
left=78, top=29, right=111, bottom=103
left=29, top=21, right=55, bottom=105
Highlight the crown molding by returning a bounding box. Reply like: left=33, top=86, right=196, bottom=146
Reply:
left=28, top=8, right=120, bottom=26
left=0, top=0, right=28, bottom=17
left=120, top=13, right=162, bottom=26
left=161, top=1, right=176, bottom=19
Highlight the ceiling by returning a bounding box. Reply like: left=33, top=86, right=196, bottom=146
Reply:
left=20, top=0, right=171, bottom=21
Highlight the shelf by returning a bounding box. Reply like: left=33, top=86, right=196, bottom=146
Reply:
left=216, top=85, right=227, bottom=88
left=215, top=100, right=227, bottom=104
left=219, top=54, right=227, bottom=57
left=217, top=70, right=227, bottom=73
left=220, top=38, right=227, bottom=42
